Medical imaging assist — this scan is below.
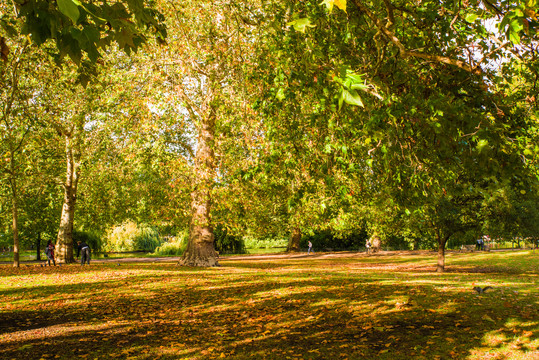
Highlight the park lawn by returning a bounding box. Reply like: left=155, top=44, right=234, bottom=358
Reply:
left=0, top=251, right=537, bottom=360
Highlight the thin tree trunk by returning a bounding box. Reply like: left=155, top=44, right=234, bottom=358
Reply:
left=11, top=190, right=20, bottom=268
left=56, top=135, right=79, bottom=264
left=36, top=232, right=42, bottom=261
left=4, top=46, right=26, bottom=268
left=180, top=107, right=219, bottom=267
left=436, top=241, right=445, bottom=273
left=287, top=227, right=301, bottom=252
left=436, top=234, right=450, bottom=273
left=9, top=151, right=20, bottom=268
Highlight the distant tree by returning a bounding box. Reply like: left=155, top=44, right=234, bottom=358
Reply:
left=0, top=31, right=43, bottom=267
left=1, top=0, right=166, bottom=264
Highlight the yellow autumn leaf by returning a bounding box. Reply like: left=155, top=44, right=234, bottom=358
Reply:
left=334, top=0, right=347, bottom=12
left=320, top=0, right=347, bottom=13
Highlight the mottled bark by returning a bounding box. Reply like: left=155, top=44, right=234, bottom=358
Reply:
left=56, top=135, right=79, bottom=264
left=179, top=107, right=219, bottom=267
left=371, top=235, right=381, bottom=253
left=287, top=227, right=301, bottom=252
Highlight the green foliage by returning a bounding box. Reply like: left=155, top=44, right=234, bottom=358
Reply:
left=383, top=235, right=413, bottom=251
left=103, top=220, right=161, bottom=252
left=9, top=0, right=166, bottom=66
left=243, top=236, right=288, bottom=250
left=214, top=226, right=246, bottom=255
left=483, top=185, right=539, bottom=241
left=2, top=0, right=538, bottom=268
left=0, top=232, right=9, bottom=248
left=153, top=233, right=188, bottom=256
left=301, top=229, right=368, bottom=251
left=72, top=230, right=102, bottom=253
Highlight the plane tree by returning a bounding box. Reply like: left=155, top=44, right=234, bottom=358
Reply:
left=254, top=0, right=538, bottom=271
left=142, top=0, right=269, bottom=266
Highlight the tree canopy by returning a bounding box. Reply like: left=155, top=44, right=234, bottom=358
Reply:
left=1, top=0, right=537, bottom=270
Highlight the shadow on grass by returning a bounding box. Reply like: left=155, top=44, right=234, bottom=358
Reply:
left=0, top=255, right=537, bottom=359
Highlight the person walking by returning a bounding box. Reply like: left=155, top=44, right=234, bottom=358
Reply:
left=366, top=239, right=371, bottom=254
left=45, top=240, right=56, bottom=266
left=77, top=241, right=91, bottom=265
left=307, top=241, right=314, bottom=255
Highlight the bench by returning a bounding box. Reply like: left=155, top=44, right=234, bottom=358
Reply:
left=460, top=245, right=476, bottom=252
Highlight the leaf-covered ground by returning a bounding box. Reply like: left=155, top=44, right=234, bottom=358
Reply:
left=0, top=250, right=538, bottom=359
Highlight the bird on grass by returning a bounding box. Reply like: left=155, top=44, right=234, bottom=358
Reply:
left=473, top=286, right=493, bottom=294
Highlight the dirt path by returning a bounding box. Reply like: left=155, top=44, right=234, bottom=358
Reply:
left=1, top=248, right=524, bottom=266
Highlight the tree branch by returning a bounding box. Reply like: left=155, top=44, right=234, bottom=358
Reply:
left=352, top=0, right=482, bottom=75
left=176, top=84, right=203, bottom=131
left=381, top=0, right=395, bottom=27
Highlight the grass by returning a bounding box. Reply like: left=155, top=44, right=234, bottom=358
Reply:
left=245, top=247, right=287, bottom=254
left=0, top=247, right=288, bottom=262
left=0, top=250, right=538, bottom=359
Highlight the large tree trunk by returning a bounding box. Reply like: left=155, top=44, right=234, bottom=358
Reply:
left=287, top=227, right=301, bottom=252
left=371, top=235, right=381, bottom=253
left=179, top=108, right=219, bottom=267
left=56, top=135, right=79, bottom=264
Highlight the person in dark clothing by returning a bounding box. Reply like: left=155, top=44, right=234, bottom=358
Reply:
left=77, top=241, right=91, bottom=265
left=45, top=240, right=56, bottom=266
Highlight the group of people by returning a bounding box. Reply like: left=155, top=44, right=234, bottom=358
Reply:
left=476, top=235, right=490, bottom=251
left=43, top=240, right=92, bottom=266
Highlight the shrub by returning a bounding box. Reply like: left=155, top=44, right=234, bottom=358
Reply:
left=244, top=236, right=288, bottom=249
left=154, top=231, right=188, bottom=256
left=301, top=229, right=369, bottom=251
left=214, top=225, right=246, bottom=254
left=103, top=220, right=162, bottom=252
left=73, top=230, right=102, bottom=253
left=383, top=235, right=413, bottom=251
